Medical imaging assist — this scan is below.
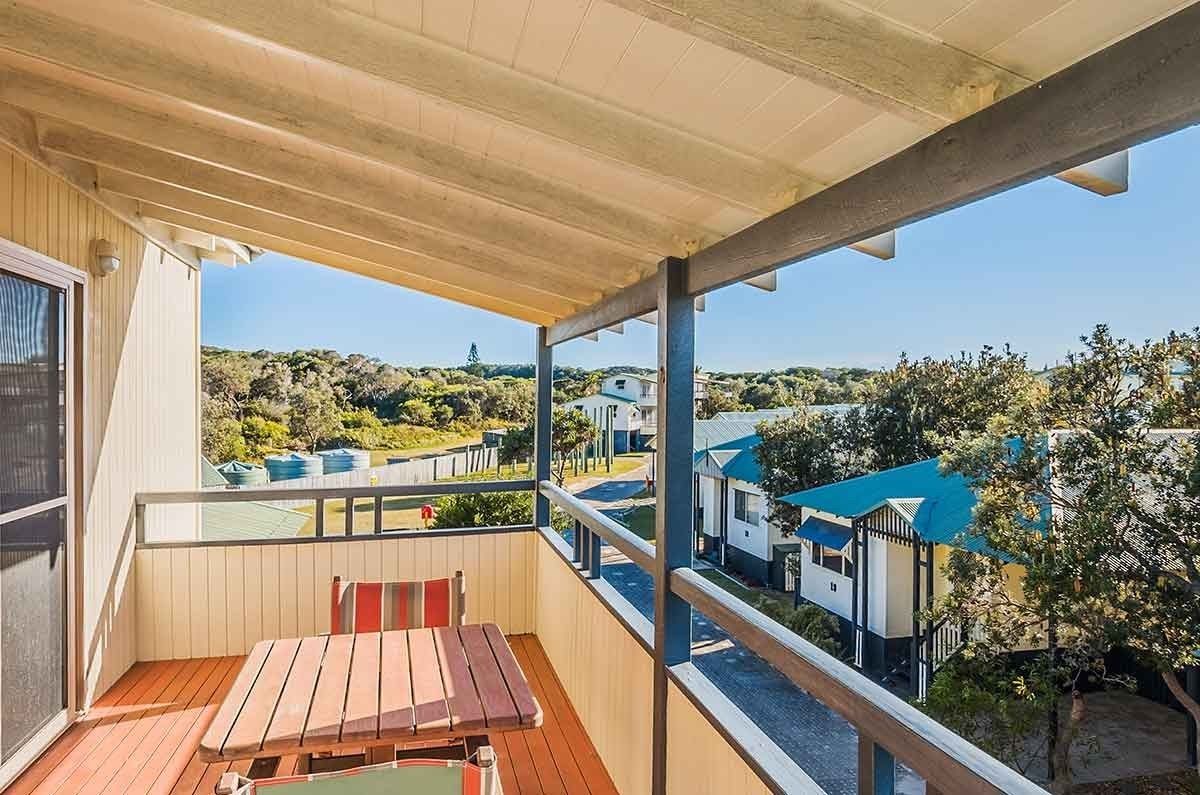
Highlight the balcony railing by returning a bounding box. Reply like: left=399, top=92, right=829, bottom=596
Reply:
left=130, top=479, right=1049, bottom=795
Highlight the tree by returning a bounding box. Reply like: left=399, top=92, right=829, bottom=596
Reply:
left=241, top=415, right=290, bottom=459
left=756, top=407, right=873, bottom=529
left=930, top=326, right=1200, bottom=789
left=864, top=345, right=1043, bottom=469
left=287, top=379, right=343, bottom=452
left=432, top=491, right=572, bottom=532
left=202, top=354, right=253, bottom=418
left=467, top=342, right=480, bottom=366
left=696, top=388, right=745, bottom=419
left=497, top=408, right=597, bottom=485
left=201, top=393, right=247, bottom=462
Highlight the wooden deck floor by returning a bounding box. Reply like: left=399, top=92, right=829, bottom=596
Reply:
left=7, top=635, right=617, bottom=795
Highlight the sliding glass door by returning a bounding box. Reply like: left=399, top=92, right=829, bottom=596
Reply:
left=0, top=249, right=81, bottom=778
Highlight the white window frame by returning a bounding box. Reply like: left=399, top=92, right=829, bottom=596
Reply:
left=733, top=488, right=760, bottom=525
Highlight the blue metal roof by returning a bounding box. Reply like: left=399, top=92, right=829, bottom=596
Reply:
left=720, top=446, right=762, bottom=484
left=795, top=516, right=853, bottom=551
left=781, top=456, right=966, bottom=519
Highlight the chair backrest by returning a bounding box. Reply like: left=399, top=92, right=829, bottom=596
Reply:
left=215, top=749, right=498, bottom=795
left=330, top=571, right=465, bottom=634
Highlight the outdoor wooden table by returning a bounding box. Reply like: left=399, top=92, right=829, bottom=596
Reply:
left=200, top=623, right=542, bottom=763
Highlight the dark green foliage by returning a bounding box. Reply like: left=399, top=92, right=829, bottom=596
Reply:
left=753, top=597, right=843, bottom=657
left=431, top=491, right=570, bottom=533
left=755, top=407, right=872, bottom=528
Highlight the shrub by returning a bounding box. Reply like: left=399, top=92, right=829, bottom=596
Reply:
left=754, top=598, right=843, bottom=658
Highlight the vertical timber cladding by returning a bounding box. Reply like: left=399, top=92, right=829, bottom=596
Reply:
left=0, top=150, right=201, bottom=702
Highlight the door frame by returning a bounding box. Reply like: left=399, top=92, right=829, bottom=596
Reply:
left=0, top=238, right=87, bottom=787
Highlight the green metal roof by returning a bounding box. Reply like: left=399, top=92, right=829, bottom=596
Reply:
left=201, top=502, right=309, bottom=542
left=592, top=391, right=639, bottom=404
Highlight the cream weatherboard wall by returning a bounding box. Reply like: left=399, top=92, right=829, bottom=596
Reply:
left=0, top=150, right=201, bottom=704
left=133, top=530, right=538, bottom=660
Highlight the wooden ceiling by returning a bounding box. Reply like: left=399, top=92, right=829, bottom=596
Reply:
left=0, top=0, right=1190, bottom=325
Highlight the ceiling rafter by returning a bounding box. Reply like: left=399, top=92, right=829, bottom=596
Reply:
left=604, top=0, right=1030, bottom=125
left=36, top=118, right=619, bottom=302
left=0, top=2, right=704, bottom=256
left=0, top=66, right=657, bottom=283
left=139, top=203, right=562, bottom=326
left=96, top=168, right=586, bottom=320
left=143, top=0, right=821, bottom=212
left=0, top=101, right=201, bottom=268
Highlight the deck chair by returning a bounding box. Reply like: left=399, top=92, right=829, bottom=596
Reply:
left=215, top=748, right=500, bottom=795
left=330, top=570, right=465, bottom=633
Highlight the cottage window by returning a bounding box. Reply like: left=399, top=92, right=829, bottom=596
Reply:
left=811, top=543, right=853, bottom=577
left=733, top=489, right=759, bottom=525
left=614, top=379, right=626, bottom=389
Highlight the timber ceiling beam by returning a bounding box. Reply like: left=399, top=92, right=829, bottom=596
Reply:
left=97, top=169, right=584, bottom=320
left=604, top=0, right=1029, bottom=125
left=140, top=204, right=560, bottom=327
left=36, top=119, right=615, bottom=303
left=0, top=102, right=201, bottom=268
left=143, top=0, right=818, bottom=211
left=0, top=3, right=699, bottom=256
left=548, top=3, right=1200, bottom=343
left=0, top=67, right=655, bottom=283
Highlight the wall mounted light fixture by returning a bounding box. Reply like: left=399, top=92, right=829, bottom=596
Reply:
left=93, top=239, right=121, bottom=276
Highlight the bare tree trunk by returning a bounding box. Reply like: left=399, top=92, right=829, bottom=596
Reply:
left=1048, top=691, right=1085, bottom=795
left=1162, top=670, right=1200, bottom=771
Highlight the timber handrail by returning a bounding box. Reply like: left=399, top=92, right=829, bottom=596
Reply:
left=136, top=478, right=534, bottom=504
left=538, top=479, right=655, bottom=571
left=670, top=567, right=1049, bottom=795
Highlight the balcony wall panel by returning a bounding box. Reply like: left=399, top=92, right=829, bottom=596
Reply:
left=133, top=530, right=537, bottom=659
left=533, top=532, right=653, bottom=795
left=0, top=151, right=200, bottom=704
left=666, top=682, right=773, bottom=795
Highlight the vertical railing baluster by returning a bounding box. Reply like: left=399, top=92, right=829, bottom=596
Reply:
left=374, top=495, right=383, bottom=534
left=344, top=496, right=354, bottom=535
left=858, top=735, right=896, bottom=795
left=588, top=530, right=602, bottom=579
left=135, top=502, right=146, bottom=544
left=572, top=520, right=583, bottom=564
left=580, top=526, right=592, bottom=572
left=315, top=498, right=325, bottom=537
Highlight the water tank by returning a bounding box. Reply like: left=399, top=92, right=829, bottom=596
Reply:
left=317, top=447, right=371, bottom=474
left=215, top=460, right=268, bottom=487
left=264, top=452, right=323, bottom=482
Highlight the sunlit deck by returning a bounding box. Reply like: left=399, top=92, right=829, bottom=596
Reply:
left=7, top=635, right=615, bottom=795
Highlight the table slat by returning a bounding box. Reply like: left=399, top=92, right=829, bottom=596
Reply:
left=200, top=641, right=272, bottom=760
left=484, top=624, right=543, bottom=727
left=223, top=638, right=302, bottom=758
left=409, top=628, right=451, bottom=733
left=435, top=626, right=486, bottom=733
left=303, top=634, right=354, bottom=747
left=459, top=625, right=519, bottom=729
left=262, top=635, right=327, bottom=753
left=378, top=630, right=416, bottom=740
left=342, top=632, right=382, bottom=743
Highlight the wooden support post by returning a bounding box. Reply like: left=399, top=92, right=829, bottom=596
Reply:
left=911, top=535, right=921, bottom=691
left=315, top=498, right=325, bottom=537
left=572, top=520, right=583, bottom=563
left=861, top=523, right=871, bottom=671
left=534, top=326, right=552, bottom=528
left=651, top=256, right=693, bottom=795
left=924, top=541, right=935, bottom=698
left=851, top=520, right=860, bottom=667
left=580, top=526, right=592, bottom=572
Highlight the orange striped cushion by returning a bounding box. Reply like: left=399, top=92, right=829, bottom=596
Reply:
left=331, top=578, right=460, bottom=633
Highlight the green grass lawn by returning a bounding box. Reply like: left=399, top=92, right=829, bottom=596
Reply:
left=616, top=504, right=657, bottom=542
left=696, top=568, right=791, bottom=609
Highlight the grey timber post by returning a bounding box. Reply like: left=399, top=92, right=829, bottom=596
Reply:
left=533, top=326, right=552, bottom=528
left=651, top=256, right=693, bottom=795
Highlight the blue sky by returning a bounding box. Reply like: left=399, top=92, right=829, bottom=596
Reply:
left=202, top=126, right=1200, bottom=373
